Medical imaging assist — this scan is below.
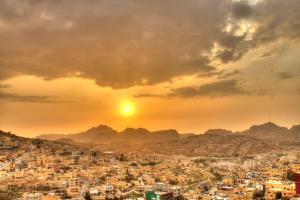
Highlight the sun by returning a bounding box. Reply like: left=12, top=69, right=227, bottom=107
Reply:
left=120, top=101, right=135, bottom=117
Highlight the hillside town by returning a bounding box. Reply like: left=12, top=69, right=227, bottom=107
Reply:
left=1, top=132, right=300, bottom=200
left=0, top=0, right=299, bottom=199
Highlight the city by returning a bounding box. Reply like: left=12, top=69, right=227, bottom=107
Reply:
left=1, top=128, right=300, bottom=200
left=0, top=0, right=300, bottom=199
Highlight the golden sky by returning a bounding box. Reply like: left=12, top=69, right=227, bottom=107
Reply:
left=0, top=0, right=299, bottom=137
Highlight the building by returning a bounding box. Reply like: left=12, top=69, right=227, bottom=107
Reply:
left=145, top=191, right=174, bottom=200
left=170, top=186, right=182, bottom=198
left=67, top=178, right=81, bottom=197
left=265, top=180, right=295, bottom=199
left=295, top=173, right=300, bottom=196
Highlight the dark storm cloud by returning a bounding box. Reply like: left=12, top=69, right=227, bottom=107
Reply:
left=169, top=79, right=247, bottom=98
left=217, top=50, right=235, bottom=63
left=214, top=0, right=300, bottom=65
left=0, top=0, right=299, bottom=89
left=0, top=0, right=228, bottom=88
left=252, top=0, right=300, bottom=44
left=231, top=0, right=254, bottom=19
left=0, top=91, right=61, bottom=103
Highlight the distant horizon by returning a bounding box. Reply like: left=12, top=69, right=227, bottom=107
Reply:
left=2, top=120, right=299, bottom=138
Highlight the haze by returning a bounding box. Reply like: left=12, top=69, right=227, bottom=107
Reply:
left=0, top=0, right=299, bottom=137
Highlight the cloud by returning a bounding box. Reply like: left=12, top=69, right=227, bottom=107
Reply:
left=0, top=0, right=299, bottom=88
left=0, top=91, right=63, bottom=103
left=0, top=82, right=62, bottom=103
left=133, top=93, right=164, bottom=98
left=252, top=89, right=272, bottom=96
left=212, top=0, right=300, bottom=64
left=0, top=0, right=226, bottom=88
left=196, top=70, right=223, bottom=78
left=231, top=1, right=254, bottom=19
left=276, top=72, right=294, bottom=80
left=252, top=0, right=300, bottom=44
left=0, top=84, right=10, bottom=89
left=218, top=70, right=241, bottom=79
left=169, top=79, right=247, bottom=98
left=0, top=82, right=64, bottom=103
left=260, top=52, right=273, bottom=58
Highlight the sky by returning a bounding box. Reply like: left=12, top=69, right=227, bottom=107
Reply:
left=0, top=0, right=300, bottom=137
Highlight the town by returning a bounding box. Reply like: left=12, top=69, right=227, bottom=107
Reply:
left=0, top=0, right=299, bottom=199
left=1, top=137, right=300, bottom=200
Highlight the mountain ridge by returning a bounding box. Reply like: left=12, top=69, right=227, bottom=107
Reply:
left=37, top=124, right=181, bottom=144
left=36, top=122, right=300, bottom=144
left=2, top=122, right=300, bottom=156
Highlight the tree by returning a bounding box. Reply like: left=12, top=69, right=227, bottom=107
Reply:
left=275, top=192, right=282, bottom=200
left=84, top=191, right=92, bottom=200
left=169, top=180, right=178, bottom=185
left=0, top=193, right=11, bottom=200
left=287, top=170, right=295, bottom=181
left=252, top=190, right=265, bottom=199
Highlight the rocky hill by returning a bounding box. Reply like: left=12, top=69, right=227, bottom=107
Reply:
left=37, top=125, right=180, bottom=144
left=0, top=130, right=78, bottom=153
left=142, top=134, right=285, bottom=156
left=18, top=122, right=300, bottom=156
left=240, top=122, right=291, bottom=141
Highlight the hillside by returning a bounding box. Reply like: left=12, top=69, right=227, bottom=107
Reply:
left=240, top=122, right=290, bottom=141
left=17, top=122, right=300, bottom=156
left=142, top=134, right=284, bottom=156
left=0, top=130, right=78, bottom=153
left=37, top=125, right=180, bottom=144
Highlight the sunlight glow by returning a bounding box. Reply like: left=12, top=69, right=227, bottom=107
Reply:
left=120, top=101, right=135, bottom=117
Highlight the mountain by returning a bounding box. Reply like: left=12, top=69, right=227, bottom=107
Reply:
left=179, top=133, right=195, bottom=139
left=38, top=125, right=118, bottom=143
left=143, top=122, right=300, bottom=156
left=241, top=122, right=294, bottom=141
left=37, top=125, right=179, bottom=144
left=36, top=122, right=300, bottom=156
left=143, top=134, right=285, bottom=156
left=3, top=121, right=300, bottom=156
left=0, top=130, right=19, bottom=138
left=204, top=129, right=234, bottom=136
left=54, top=138, right=76, bottom=145
left=0, top=130, right=28, bottom=147
left=72, top=125, right=119, bottom=143
left=0, top=130, right=77, bottom=153
left=37, top=122, right=300, bottom=145
left=290, top=124, right=300, bottom=140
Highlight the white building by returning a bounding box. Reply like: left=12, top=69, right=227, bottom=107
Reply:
left=171, top=186, right=182, bottom=197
